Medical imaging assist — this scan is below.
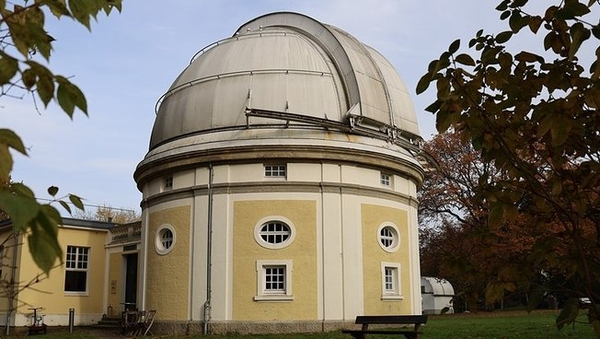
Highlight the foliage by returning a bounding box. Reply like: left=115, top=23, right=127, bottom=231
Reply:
left=0, top=176, right=13, bottom=220
left=417, top=0, right=600, bottom=333
left=0, top=0, right=122, bottom=274
left=419, top=130, right=550, bottom=311
left=73, top=204, right=140, bottom=224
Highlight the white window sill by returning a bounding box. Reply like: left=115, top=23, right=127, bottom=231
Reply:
left=381, top=294, right=404, bottom=301
left=254, top=295, right=294, bottom=302
left=64, top=292, right=89, bottom=297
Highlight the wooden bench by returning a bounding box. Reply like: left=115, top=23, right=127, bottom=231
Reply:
left=342, top=315, right=428, bottom=339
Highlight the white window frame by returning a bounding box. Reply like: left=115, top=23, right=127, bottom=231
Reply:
left=381, top=262, right=403, bottom=300
left=264, top=164, right=287, bottom=179
left=377, top=223, right=400, bottom=253
left=254, top=260, right=293, bottom=301
left=64, top=245, right=90, bottom=294
left=380, top=172, right=392, bottom=187
left=164, top=176, right=173, bottom=190
left=155, top=224, right=176, bottom=255
left=254, top=216, right=296, bottom=249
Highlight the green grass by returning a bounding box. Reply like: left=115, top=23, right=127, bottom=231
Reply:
left=8, top=310, right=597, bottom=338
left=422, top=310, right=594, bottom=338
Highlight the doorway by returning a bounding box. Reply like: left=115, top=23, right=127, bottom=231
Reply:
left=124, top=253, right=138, bottom=310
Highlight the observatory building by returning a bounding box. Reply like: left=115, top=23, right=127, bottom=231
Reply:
left=134, top=12, right=425, bottom=334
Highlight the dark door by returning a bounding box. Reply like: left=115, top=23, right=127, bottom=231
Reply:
left=124, top=253, right=138, bottom=309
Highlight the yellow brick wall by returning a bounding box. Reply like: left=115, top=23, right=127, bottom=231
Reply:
left=146, top=206, right=190, bottom=320
left=232, top=200, right=317, bottom=321
left=361, top=204, right=412, bottom=315
left=17, top=227, right=108, bottom=317
left=107, top=252, right=123, bottom=316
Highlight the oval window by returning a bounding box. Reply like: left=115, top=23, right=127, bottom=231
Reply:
left=155, top=224, right=176, bottom=255
left=378, top=224, right=400, bottom=252
left=254, top=217, right=296, bottom=249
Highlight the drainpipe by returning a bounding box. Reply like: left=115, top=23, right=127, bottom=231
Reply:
left=6, top=233, right=18, bottom=335
left=203, top=163, right=214, bottom=334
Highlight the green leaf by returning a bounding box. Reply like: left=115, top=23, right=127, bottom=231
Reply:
left=455, top=53, right=476, bottom=66
left=528, top=16, right=543, bottom=34
left=556, top=298, right=579, bottom=330
left=495, top=31, right=513, bottom=43
left=510, top=0, right=528, bottom=8
left=46, top=0, right=71, bottom=18
left=0, top=128, right=27, bottom=155
left=56, top=77, right=88, bottom=116
left=22, top=68, right=36, bottom=88
left=495, top=0, right=510, bottom=11
left=509, top=10, right=525, bottom=32
left=416, top=73, right=433, bottom=94
left=26, top=62, right=55, bottom=106
left=59, top=200, right=72, bottom=214
left=27, top=209, right=63, bottom=274
left=69, top=0, right=93, bottom=29
left=0, top=52, right=18, bottom=85
left=515, top=51, right=543, bottom=63
left=569, top=22, right=591, bottom=60
left=69, top=194, right=85, bottom=210
left=556, top=0, right=590, bottom=19
left=47, top=186, right=59, bottom=197
left=424, top=100, right=442, bottom=113
left=448, top=39, right=460, bottom=54
left=592, top=26, right=600, bottom=40
left=526, top=284, right=546, bottom=312
left=589, top=304, right=600, bottom=333
left=0, top=190, right=40, bottom=230
left=37, top=74, right=55, bottom=107
left=11, top=182, right=35, bottom=199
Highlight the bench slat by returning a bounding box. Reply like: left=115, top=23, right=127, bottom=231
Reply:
left=343, top=315, right=427, bottom=339
left=354, top=315, right=428, bottom=325
left=343, top=330, right=422, bottom=334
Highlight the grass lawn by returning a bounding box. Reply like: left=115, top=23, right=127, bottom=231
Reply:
left=422, top=310, right=594, bottom=338
left=9, top=309, right=596, bottom=338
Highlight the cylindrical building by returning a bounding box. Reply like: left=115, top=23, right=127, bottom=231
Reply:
left=134, top=11, right=424, bottom=334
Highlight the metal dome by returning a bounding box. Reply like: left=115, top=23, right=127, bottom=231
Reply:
left=149, top=12, right=421, bottom=151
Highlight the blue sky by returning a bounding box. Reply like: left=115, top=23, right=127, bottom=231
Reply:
left=3, top=1, right=543, bottom=214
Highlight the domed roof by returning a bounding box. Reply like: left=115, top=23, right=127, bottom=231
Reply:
left=149, top=12, right=421, bottom=151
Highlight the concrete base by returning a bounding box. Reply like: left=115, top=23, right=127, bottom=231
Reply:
left=149, top=320, right=350, bottom=335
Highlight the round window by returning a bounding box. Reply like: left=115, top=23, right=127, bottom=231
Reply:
left=378, top=224, right=400, bottom=252
left=254, top=217, right=295, bottom=249
left=155, top=224, right=176, bottom=255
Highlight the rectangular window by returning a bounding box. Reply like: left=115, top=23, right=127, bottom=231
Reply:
left=255, top=260, right=293, bottom=301
left=64, top=246, right=89, bottom=293
left=384, top=267, right=397, bottom=293
left=381, top=262, right=403, bottom=300
left=380, top=173, right=391, bottom=186
left=264, top=266, right=286, bottom=293
left=264, top=165, right=286, bottom=178
left=164, top=176, right=173, bottom=190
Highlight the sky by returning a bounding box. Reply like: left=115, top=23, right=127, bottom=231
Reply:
left=3, top=1, right=549, bottom=215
